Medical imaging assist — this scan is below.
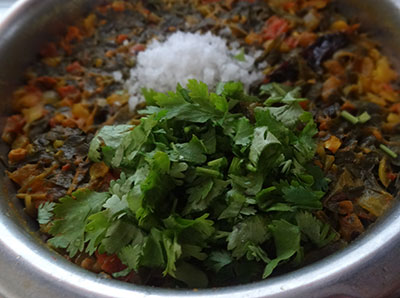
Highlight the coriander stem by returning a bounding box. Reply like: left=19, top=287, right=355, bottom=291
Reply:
left=196, top=167, right=222, bottom=178
left=380, top=144, right=398, bottom=159
left=207, top=157, right=227, bottom=168
left=228, top=157, right=242, bottom=175
left=246, top=163, right=257, bottom=172
left=341, top=111, right=359, bottom=124
left=275, top=83, right=287, bottom=96
left=358, top=111, right=371, bottom=124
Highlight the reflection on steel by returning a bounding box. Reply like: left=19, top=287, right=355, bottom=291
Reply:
left=0, top=0, right=400, bottom=297
left=0, top=1, right=16, bottom=21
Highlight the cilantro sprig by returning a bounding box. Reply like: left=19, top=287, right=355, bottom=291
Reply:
left=38, top=80, right=336, bottom=288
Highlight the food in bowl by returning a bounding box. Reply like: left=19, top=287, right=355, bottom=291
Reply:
left=2, top=0, right=399, bottom=288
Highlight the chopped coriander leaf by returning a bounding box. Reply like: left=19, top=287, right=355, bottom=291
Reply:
left=234, top=117, right=254, bottom=146
left=227, top=215, right=270, bottom=258
left=280, top=182, right=323, bottom=209
left=261, top=83, right=307, bottom=105
left=48, top=190, right=109, bottom=258
left=89, top=125, right=133, bottom=163
left=174, top=261, right=209, bottom=288
left=205, top=250, right=233, bottom=272
left=295, top=211, right=339, bottom=248
left=37, top=202, right=55, bottom=225
left=44, top=81, right=334, bottom=287
left=263, top=219, right=300, bottom=278
left=249, top=126, right=281, bottom=166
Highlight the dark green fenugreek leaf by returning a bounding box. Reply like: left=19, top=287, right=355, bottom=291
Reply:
left=171, top=135, right=207, bottom=164
left=234, top=117, right=254, bottom=146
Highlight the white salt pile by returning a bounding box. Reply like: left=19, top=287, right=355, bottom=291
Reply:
left=126, top=31, right=264, bottom=110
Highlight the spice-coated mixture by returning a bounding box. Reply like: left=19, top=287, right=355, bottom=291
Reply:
left=3, top=0, right=400, bottom=288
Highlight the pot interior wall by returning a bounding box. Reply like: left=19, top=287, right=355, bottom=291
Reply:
left=0, top=0, right=97, bottom=228
left=336, top=0, right=400, bottom=68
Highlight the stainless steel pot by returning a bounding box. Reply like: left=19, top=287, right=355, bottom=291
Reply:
left=1, top=0, right=400, bottom=297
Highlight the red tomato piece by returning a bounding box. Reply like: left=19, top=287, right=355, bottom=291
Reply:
left=262, top=16, right=290, bottom=41
left=95, top=252, right=126, bottom=274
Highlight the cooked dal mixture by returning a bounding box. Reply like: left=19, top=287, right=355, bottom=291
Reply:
left=3, top=0, right=400, bottom=288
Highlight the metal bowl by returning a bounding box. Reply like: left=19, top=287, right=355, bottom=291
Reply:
left=0, top=0, right=400, bottom=297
